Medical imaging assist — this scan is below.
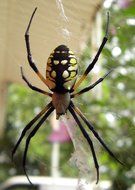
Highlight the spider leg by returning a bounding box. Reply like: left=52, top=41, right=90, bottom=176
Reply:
left=73, top=12, right=109, bottom=91
left=12, top=102, right=52, bottom=161
left=20, top=66, right=52, bottom=97
left=71, top=69, right=113, bottom=98
left=69, top=104, right=99, bottom=184
left=25, top=7, right=48, bottom=86
left=70, top=102, right=124, bottom=165
left=23, top=106, right=54, bottom=185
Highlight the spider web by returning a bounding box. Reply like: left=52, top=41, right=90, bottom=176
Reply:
left=55, top=1, right=94, bottom=189
left=56, top=1, right=93, bottom=183
left=61, top=116, right=94, bottom=189
left=55, top=0, right=71, bottom=44
left=5, top=1, right=134, bottom=189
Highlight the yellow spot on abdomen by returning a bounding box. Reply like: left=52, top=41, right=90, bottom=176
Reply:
left=68, top=65, right=78, bottom=71
left=61, top=51, right=66, bottom=53
left=69, top=50, right=74, bottom=54
left=62, top=70, right=69, bottom=78
left=61, top=60, right=68, bottom=65
left=70, top=58, right=77, bottom=65
left=70, top=71, right=77, bottom=78
left=47, top=58, right=52, bottom=64
left=47, top=66, right=52, bottom=71
left=63, top=81, right=71, bottom=90
left=51, top=71, right=57, bottom=78
left=53, top=60, right=59, bottom=65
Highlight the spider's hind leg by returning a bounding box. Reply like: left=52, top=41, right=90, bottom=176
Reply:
left=12, top=102, right=52, bottom=161
left=70, top=102, right=123, bottom=165
left=22, top=106, right=54, bottom=184
left=69, top=104, right=99, bottom=184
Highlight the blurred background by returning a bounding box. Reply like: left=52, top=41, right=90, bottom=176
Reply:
left=0, top=0, right=135, bottom=190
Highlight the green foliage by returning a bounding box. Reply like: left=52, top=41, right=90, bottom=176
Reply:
left=77, top=1, right=135, bottom=189
left=0, top=1, right=135, bottom=189
left=0, top=84, right=77, bottom=183
left=70, top=43, right=135, bottom=187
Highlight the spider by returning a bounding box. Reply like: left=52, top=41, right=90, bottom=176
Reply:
left=12, top=7, right=123, bottom=185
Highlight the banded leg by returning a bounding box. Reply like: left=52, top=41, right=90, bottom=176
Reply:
left=69, top=105, right=99, bottom=184
left=23, top=106, right=54, bottom=184
left=73, top=12, right=110, bottom=90
left=25, top=7, right=48, bottom=86
left=70, top=102, right=123, bottom=165
left=21, top=67, right=52, bottom=97
left=71, top=69, right=112, bottom=98
left=12, top=102, right=52, bottom=160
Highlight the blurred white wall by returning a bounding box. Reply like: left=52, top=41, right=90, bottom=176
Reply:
left=0, top=0, right=102, bottom=135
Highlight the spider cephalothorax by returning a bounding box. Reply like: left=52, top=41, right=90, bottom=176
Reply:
left=12, top=7, right=123, bottom=185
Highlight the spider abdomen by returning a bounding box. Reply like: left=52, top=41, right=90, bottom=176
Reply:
left=46, top=45, right=78, bottom=93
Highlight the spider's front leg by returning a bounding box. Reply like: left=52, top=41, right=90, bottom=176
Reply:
left=25, top=8, right=48, bottom=86
left=73, top=12, right=110, bottom=90
left=20, top=66, right=52, bottom=97
left=71, top=69, right=113, bottom=98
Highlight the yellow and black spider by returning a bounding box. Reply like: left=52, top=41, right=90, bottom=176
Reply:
left=12, top=8, right=123, bottom=184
